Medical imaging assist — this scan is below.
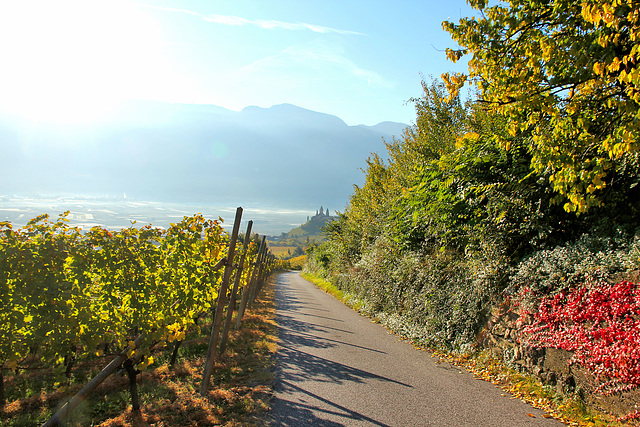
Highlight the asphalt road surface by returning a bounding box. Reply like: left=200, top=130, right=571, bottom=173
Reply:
left=268, top=271, right=563, bottom=426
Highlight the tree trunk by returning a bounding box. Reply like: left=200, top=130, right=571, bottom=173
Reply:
left=169, top=340, right=182, bottom=366
left=64, top=353, right=75, bottom=378
left=0, top=369, right=5, bottom=409
left=43, top=335, right=144, bottom=427
left=123, top=359, right=140, bottom=412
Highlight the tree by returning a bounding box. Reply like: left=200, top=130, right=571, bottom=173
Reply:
left=394, top=96, right=579, bottom=257
left=443, top=0, right=640, bottom=213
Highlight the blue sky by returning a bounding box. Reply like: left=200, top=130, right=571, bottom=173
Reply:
left=0, top=0, right=476, bottom=126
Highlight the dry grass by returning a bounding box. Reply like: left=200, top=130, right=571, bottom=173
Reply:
left=432, top=350, right=638, bottom=427
left=1, top=279, right=278, bottom=427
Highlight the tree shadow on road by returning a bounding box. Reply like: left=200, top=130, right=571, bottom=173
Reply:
left=269, top=380, right=391, bottom=427
left=278, top=319, right=385, bottom=353
left=271, top=272, right=409, bottom=425
left=275, top=343, right=410, bottom=387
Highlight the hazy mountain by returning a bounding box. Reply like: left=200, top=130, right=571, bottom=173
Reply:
left=0, top=101, right=408, bottom=211
left=360, top=121, right=408, bottom=137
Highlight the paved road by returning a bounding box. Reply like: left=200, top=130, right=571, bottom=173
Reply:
left=268, top=271, right=562, bottom=426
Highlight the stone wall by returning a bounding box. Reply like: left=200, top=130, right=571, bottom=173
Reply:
left=477, top=303, right=640, bottom=420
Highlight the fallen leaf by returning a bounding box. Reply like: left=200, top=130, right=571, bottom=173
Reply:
left=526, top=413, right=535, bottom=418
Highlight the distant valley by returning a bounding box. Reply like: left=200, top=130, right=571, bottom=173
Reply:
left=0, top=101, right=408, bottom=232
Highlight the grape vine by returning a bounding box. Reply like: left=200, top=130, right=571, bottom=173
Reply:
left=0, top=209, right=274, bottom=420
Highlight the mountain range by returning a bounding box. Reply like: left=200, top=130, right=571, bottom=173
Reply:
left=0, top=101, right=408, bottom=211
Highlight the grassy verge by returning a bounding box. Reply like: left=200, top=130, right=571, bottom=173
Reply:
left=300, top=271, right=633, bottom=427
left=300, top=272, right=341, bottom=297
left=1, top=279, right=278, bottom=427
left=300, top=272, right=367, bottom=313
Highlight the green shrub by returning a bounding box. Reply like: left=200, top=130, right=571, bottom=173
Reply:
left=312, top=235, right=507, bottom=350
left=511, top=230, right=640, bottom=310
left=288, top=255, right=306, bottom=270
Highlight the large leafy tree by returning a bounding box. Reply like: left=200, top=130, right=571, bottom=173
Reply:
left=443, top=0, right=640, bottom=213
left=395, top=98, right=578, bottom=257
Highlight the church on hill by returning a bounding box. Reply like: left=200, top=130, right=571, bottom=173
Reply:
left=307, top=206, right=331, bottom=222
left=316, top=206, right=330, bottom=217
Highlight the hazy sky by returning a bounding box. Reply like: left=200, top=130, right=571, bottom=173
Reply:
left=0, top=0, right=475, bottom=126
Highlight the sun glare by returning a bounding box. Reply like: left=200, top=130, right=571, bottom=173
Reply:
left=0, top=0, right=165, bottom=124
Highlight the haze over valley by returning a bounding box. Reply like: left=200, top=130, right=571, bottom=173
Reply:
left=0, top=101, right=407, bottom=234
left=0, top=0, right=469, bottom=236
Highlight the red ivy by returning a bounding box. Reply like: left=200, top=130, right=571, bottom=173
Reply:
left=521, top=281, right=640, bottom=395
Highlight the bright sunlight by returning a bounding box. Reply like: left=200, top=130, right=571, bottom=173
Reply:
left=0, top=0, right=167, bottom=124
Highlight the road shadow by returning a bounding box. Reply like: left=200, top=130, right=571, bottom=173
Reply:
left=275, top=274, right=343, bottom=351
left=270, top=380, right=391, bottom=427
left=270, top=272, right=409, bottom=425
left=278, top=322, right=384, bottom=353
left=276, top=278, right=344, bottom=322
left=276, top=344, right=410, bottom=387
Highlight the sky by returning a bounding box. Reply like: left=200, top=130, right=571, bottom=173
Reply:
left=0, top=0, right=476, bottom=127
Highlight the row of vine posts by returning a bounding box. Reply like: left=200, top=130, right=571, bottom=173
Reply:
left=43, top=206, right=276, bottom=426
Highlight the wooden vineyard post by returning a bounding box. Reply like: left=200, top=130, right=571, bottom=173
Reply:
left=247, top=236, right=268, bottom=310
left=219, top=220, right=252, bottom=354
left=235, top=234, right=266, bottom=331
left=200, top=207, right=243, bottom=396
left=256, top=254, right=269, bottom=296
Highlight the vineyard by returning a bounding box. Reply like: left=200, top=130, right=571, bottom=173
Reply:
left=0, top=207, right=278, bottom=425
